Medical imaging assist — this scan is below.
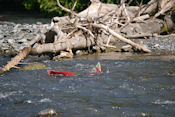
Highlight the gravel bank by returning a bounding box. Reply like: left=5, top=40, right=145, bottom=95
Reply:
left=0, top=21, right=50, bottom=55
left=133, top=36, right=175, bottom=53
left=0, top=21, right=175, bottom=56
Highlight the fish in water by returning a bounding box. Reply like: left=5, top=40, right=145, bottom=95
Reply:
left=48, top=70, right=76, bottom=76
left=47, top=62, right=102, bottom=76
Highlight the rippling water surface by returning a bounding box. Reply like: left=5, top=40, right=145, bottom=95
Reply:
left=0, top=53, right=175, bottom=117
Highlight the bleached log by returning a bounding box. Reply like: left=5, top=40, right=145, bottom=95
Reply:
left=0, top=35, right=42, bottom=74
left=91, top=23, right=151, bottom=53
left=30, top=35, right=119, bottom=55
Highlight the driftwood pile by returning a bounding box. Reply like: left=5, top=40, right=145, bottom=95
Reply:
left=1, top=0, right=175, bottom=74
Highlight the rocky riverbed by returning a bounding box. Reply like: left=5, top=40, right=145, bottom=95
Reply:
left=0, top=21, right=50, bottom=56
left=133, top=35, right=175, bottom=54
left=0, top=20, right=175, bottom=56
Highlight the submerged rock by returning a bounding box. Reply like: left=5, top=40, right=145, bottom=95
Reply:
left=36, top=108, right=58, bottom=117
left=21, top=62, right=46, bottom=70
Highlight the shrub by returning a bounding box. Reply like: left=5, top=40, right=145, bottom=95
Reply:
left=22, top=0, right=151, bottom=16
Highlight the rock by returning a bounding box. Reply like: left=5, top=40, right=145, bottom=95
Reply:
left=154, top=44, right=159, bottom=47
left=93, top=46, right=101, bottom=53
left=37, top=22, right=42, bottom=25
left=21, top=28, right=32, bottom=33
left=76, top=50, right=89, bottom=56
left=32, top=24, right=38, bottom=29
left=0, top=40, right=4, bottom=45
left=21, top=62, right=46, bottom=70
left=53, top=50, right=73, bottom=60
left=0, top=34, right=3, bottom=38
left=8, top=39, right=15, bottom=44
left=33, top=28, right=41, bottom=33
left=40, top=28, right=47, bottom=34
left=104, top=46, right=122, bottom=52
left=99, top=46, right=106, bottom=52
left=36, top=108, right=58, bottom=117
left=0, top=47, right=3, bottom=56
left=17, top=38, right=27, bottom=43
left=121, top=45, right=133, bottom=52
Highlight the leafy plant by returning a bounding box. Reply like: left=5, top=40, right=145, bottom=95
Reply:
left=22, top=0, right=151, bottom=16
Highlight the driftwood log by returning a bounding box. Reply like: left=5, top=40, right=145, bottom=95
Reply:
left=1, top=0, right=175, bottom=74
left=0, top=35, right=42, bottom=74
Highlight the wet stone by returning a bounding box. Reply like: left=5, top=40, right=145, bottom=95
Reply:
left=21, top=62, right=46, bottom=70
left=36, top=109, right=58, bottom=117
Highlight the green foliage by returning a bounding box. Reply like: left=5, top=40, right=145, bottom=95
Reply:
left=22, top=0, right=151, bottom=16
left=22, top=0, right=90, bottom=16
left=23, top=0, right=38, bottom=10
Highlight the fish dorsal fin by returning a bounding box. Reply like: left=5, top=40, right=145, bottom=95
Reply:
left=92, top=62, right=101, bottom=72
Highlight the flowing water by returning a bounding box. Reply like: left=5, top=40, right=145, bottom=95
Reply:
left=0, top=53, right=175, bottom=117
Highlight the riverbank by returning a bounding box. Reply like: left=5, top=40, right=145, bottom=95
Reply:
left=0, top=20, right=175, bottom=57
left=0, top=21, right=49, bottom=56
left=132, top=35, right=175, bottom=54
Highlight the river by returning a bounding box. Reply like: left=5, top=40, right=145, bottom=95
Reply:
left=0, top=52, right=175, bottom=117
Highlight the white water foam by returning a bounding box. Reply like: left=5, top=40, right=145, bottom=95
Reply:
left=39, top=98, right=52, bottom=103
left=153, top=100, right=175, bottom=104
left=0, top=91, right=16, bottom=99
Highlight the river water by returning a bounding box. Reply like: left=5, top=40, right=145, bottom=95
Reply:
left=0, top=52, right=175, bottom=117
